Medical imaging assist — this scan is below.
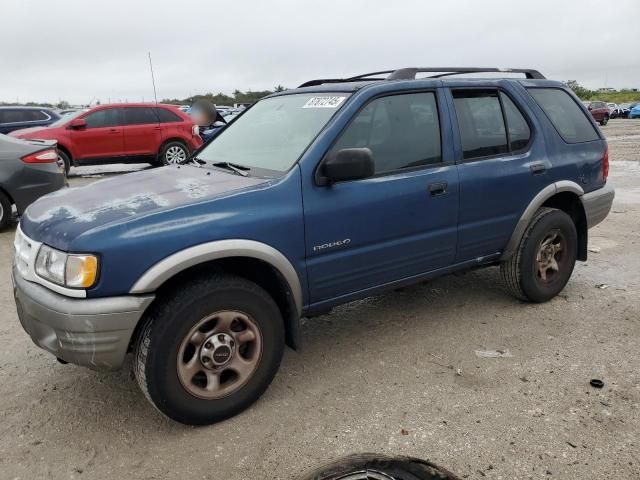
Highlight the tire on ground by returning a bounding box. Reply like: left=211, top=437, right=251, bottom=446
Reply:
left=158, top=141, right=189, bottom=166
left=0, top=190, right=12, bottom=230
left=299, top=453, right=462, bottom=480
left=134, top=273, right=285, bottom=425
left=57, top=149, right=71, bottom=174
left=500, top=207, right=577, bottom=303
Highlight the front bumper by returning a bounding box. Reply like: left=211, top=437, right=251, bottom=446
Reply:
left=581, top=184, right=615, bottom=229
left=12, top=266, right=154, bottom=370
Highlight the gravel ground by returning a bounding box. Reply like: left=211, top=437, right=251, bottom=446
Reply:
left=1, top=120, right=639, bottom=480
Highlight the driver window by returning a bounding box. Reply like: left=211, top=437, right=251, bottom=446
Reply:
left=331, top=92, right=442, bottom=174
left=84, top=108, right=120, bottom=128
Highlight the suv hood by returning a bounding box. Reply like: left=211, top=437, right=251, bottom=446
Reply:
left=20, top=165, right=270, bottom=250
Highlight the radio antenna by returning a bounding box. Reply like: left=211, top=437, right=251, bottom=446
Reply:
left=148, top=51, right=159, bottom=105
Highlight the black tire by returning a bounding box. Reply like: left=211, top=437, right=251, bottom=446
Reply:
left=134, top=274, right=284, bottom=425
left=57, top=149, right=71, bottom=174
left=501, top=207, right=577, bottom=303
left=600, top=116, right=609, bottom=126
left=299, top=454, right=462, bottom=480
left=158, top=141, right=189, bottom=166
left=0, top=190, right=12, bottom=230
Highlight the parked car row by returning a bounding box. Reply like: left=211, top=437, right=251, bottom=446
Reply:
left=9, top=103, right=202, bottom=173
left=581, top=100, right=640, bottom=122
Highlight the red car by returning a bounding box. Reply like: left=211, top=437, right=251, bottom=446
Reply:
left=584, top=100, right=610, bottom=126
left=10, top=103, right=202, bottom=173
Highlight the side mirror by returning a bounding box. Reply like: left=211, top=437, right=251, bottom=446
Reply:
left=70, top=118, right=87, bottom=129
left=319, top=148, right=375, bottom=185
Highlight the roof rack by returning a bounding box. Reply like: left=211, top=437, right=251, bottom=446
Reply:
left=298, top=67, right=545, bottom=88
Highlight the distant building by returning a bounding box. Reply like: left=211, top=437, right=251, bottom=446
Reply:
left=597, top=87, right=617, bottom=93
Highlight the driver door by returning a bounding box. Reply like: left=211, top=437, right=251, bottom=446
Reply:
left=303, top=90, right=459, bottom=306
left=71, top=107, right=124, bottom=162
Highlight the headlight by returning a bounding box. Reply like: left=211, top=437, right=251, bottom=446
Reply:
left=35, top=245, right=98, bottom=288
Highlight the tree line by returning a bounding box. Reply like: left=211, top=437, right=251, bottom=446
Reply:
left=0, top=86, right=288, bottom=108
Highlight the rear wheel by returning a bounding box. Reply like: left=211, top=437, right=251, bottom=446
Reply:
left=134, top=274, right=284, bottom=425
left=0, top=190, right=12, bottom=230
left=600, top=116, right=609, bottom=126
left=501, top=207, right=577, bottom=303
left=57, top=149, right=71, bottom=174
left=158, top=141, right=188, bottom=166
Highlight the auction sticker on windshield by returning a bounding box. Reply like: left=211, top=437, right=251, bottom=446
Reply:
left=303, top=96, right=346, bottom=108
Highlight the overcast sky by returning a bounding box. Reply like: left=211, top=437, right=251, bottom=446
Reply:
left=2, top=0, right=638, bottom=104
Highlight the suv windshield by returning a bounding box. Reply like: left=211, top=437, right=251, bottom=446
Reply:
left=196, top=93, right=349, bottom=174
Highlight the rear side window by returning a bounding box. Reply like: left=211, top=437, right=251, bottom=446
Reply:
left=156, top=108, right=183, bottom=123
left=453, top=91, right=508, bottom=159
left=24, top=110, right=50, bottom=121
left=332, top=92, right=442, bottom=174
left=0, top=109, right=28, bottom=124
left=84, top=108, right=120, bottom=128
left=528, top=88, right=599, bottom=143
left=500, top=93, right=531, bottom=151
left=124, top=107, right=159, bottom=125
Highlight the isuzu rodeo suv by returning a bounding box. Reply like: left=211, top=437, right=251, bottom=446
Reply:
left=12, top=67, right=614, bottom=425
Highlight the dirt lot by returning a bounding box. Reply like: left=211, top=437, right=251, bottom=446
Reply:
left=1, top=120, right=639, bottom=480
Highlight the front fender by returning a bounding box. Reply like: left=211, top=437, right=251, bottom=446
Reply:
left=129, top=239, right=303, bottom=316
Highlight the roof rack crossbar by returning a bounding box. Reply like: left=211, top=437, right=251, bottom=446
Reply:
left=298, top=67, right=545, bottom=88
left=387, top=67, right=545, bottom=80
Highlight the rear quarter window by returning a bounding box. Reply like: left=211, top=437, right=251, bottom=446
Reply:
left=156, top=108, right=183, bottom=123
left=527, top=88, right=599, bottom=143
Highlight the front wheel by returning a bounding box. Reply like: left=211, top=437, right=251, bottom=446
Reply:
left=57, top=149, right=71, bottom=174
left=501, top=207, right=577, bottom=303
left=134, top=274, right=284, bottom=425
left=600, top=116, right=609, bottom=126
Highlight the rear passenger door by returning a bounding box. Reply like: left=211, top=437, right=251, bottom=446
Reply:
left=303, top=90, right=459, bottom=305
left=122, top=107, right=162, bottom=157
left=450, top=88, right=548, bottom=262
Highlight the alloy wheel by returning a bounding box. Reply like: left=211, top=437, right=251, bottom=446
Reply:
left=165, top=145, right=187, bottom=164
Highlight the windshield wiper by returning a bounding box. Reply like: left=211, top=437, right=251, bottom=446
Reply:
left=211, top=161, right=250, bottom=177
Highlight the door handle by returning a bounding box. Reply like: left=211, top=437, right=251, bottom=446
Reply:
left=530, top=163, right=546, bottom=175
left=109, top=128, right=120, bottom=134
left=428, top=182, right=448, bottom=196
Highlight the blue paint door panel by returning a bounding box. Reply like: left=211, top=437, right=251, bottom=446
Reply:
left=303, top=166, right=459, bottom=303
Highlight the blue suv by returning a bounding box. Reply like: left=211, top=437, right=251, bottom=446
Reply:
left=12, top=68, right=614, bottom=425
left=0, top=106, right=61, bottom=135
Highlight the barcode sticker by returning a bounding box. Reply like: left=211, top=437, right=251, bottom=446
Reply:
left=303, top=96, right=346, bottom=109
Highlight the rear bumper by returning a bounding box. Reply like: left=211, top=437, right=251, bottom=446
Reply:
left=13, top=165, right=66, bottom=214
left=581, top=184, right=615, bottom=229
left=12, top=266, right=154, bottom=370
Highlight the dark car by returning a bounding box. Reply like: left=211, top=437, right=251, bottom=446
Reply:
left=14, top=67, right=614, bottom=425
left=585, top=100, right=610, bottom=125
left=0, top=107, right=61, bottom=135
left=0, top=134, right=66, bottom=229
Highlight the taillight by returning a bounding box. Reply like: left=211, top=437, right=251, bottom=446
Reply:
left=21, top=149, right=58, bottom=164
left=192, top=125, right=199, bottom=136
left=602, top=145, right=609, bottom=183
